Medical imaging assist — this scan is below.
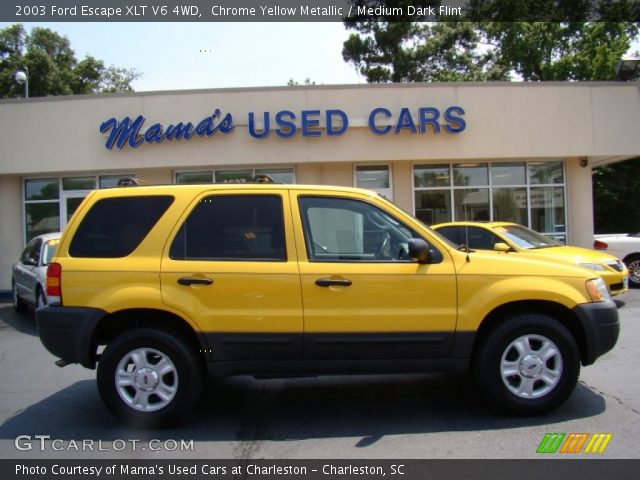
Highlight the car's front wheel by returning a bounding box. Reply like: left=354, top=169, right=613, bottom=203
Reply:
left=625, top=254, right=640, bottom=288
left=97, top=328, right=204, bottom=427
left=473, top=313, right=580, bottom=415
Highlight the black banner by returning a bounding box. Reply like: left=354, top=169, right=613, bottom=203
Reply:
left=2, top=1, right=638, bottom=23
left=3, top=459, right=640, bottom=480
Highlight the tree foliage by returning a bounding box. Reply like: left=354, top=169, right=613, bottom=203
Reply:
left=593, top=158, right=640, bottom=234
left=342, top=1, right=640, bottom=82
left=0, top=24, right=141, bottom=98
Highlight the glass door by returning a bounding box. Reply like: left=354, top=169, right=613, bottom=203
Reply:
left=61, top=191, right=91, bottom=228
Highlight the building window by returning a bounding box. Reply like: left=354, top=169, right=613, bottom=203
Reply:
left=99, top=174, right=135, bottom=189
left=413, top=161, right=566, bottom=242
left=175, top=171, right=214, bottom=184
left=175, top=167, right=295, bottom=184
left=23, top=173, right=134, bottom=244
left=24, top=178, right=60, bottom=242
left=355, top=165, right=393, bottom=200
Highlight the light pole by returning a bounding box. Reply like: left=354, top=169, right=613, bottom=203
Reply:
left=14, top=67, right=29, bottom=98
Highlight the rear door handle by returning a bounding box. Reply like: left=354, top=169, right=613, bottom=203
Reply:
left=315, top=278, right=352, bottom=287
left=177, top=277, right=213, bottom=286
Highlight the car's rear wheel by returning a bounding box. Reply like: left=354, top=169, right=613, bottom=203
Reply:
left=35, top=288, right=47, bottom=309
left=624, top=255, right=640, bottom=288
left=97, top=328, right=204, bottom=428
left=473, top=313, right=580, bottom=415
left=12, top=280, right=27, bottom=313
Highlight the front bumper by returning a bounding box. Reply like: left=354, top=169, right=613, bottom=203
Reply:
left=572, top=300, right=620, bottom=366
left=36, top=306, right=106, bottom=369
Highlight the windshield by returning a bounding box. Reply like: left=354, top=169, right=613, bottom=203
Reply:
left=494, top=225, right=560, bottom=250
left=43, top=238, right=60, bottom=265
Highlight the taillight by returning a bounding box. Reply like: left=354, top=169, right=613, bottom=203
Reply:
left=594, top=240, right=608, bottom=250
left=47, top=262, right=62, bottom=303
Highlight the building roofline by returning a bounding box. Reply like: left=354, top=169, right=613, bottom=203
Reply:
left=1, top=81, right=638, bottom=105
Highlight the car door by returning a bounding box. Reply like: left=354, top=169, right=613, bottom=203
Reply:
left=291, top=192, right=457, bottom=361
left=160, top=190, right=304, bottom=362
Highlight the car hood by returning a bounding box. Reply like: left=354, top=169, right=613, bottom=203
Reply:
left=518, top=245, right=620, bottom=265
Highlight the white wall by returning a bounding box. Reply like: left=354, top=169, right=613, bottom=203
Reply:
left=0, top=176, right=23, bottom=291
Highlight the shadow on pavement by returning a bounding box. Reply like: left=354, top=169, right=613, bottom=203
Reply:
left=0, top=305, right=37, bottom=337
left=0, top=373, right=606, bottom=444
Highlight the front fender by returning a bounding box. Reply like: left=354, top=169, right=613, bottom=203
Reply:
left=456, top=275, right=590, bottom=332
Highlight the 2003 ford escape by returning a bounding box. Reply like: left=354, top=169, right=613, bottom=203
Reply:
left=37, top=181, right=619, bottom=426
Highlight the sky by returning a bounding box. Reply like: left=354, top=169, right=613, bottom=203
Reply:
left=0, top=22, right=364, bottom=91
left=3, top=22, right=639, bottom=92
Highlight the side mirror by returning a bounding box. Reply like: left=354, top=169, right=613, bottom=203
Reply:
left=408, top=238, right=430, bottom=264
left=493, top=242, right=512, bottom=253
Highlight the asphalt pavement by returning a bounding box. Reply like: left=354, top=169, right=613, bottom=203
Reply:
left=0, top=291, right=638, bottom=459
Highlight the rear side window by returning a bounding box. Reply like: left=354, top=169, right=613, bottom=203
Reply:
left=170, top=195, right=286, bottom=261
left=69, top=196, right=173, bottom=258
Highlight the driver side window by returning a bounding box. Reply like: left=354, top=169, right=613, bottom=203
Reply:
left=298, top=196, right=415, bottom=262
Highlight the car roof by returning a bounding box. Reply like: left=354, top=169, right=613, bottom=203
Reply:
left=33, top=232, right=62, bottom=242
left=87, top=183, right=382, bottom=199
left=432, top=221, right=519, bottom=229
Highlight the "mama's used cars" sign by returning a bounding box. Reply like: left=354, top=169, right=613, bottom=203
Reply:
left=99, top=106, right=466, bottom=150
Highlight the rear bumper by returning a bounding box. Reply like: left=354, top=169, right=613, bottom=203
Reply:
left=572, top=300, right=620, bottom=366
left=36, top=306, right=106, bottom=369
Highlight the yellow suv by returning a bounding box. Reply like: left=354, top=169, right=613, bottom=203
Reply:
left=37, top=182, right=619, bottom=426
left=432, top=221, right=629, bottom=296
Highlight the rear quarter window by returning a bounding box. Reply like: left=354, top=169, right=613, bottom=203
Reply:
left=69, top=196, right=173, bottom=258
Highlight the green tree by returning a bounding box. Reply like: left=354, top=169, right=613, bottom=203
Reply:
left=0, top=24, right=141, bottom=98
left=593, top=158, right=640, bottom=234
left=342, top=1, right=639, bottom=82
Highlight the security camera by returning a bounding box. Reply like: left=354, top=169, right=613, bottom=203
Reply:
left=15, top=70, right=27, bottom=84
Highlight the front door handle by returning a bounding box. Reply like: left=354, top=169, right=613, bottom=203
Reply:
left=177, top=277, right=213, bottom=286
left=315, top=278, right=352, bottom=287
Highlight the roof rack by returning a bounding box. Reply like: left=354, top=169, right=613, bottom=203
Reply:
left=116, top=177, right=149, bottom=187
left=251, top=174, right=278, bottom=184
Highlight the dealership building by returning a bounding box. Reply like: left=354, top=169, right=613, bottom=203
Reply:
left=1, top=82, right=639, bottom=291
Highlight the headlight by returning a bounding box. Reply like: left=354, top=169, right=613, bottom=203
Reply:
left=577, top=262, right=606, bottom=272
left=585, top=278, right=611, bottom=302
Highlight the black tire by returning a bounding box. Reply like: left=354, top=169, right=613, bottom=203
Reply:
left=473, top=313, right=580, bottom=415
left=35, top=287, right=47, bottom=310
left=12, top=280, right=27, bottom=313
left=624, top=254, right=640, bottom=288
left=97, top=328, right=204, bottom=428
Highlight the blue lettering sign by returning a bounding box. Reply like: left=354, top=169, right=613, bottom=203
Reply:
left=395, top=108, right=418, bottom=134
left=444, top=106, right=466, bottom=133
left=101, top=106, right=465, bottom=149
left=100, top=116, right=145, bottom=149
left=369, top=106, right=466, bottom=136
left=275, top=111, right=296, bottom=138
left=301, top=110, right=322, bottom=137
left=248, top=111, right=269, bottom=139
left=100, top=109, right=234, bottom=150
left=419, top=107, right=440, bottom=134
left=368, top=107, right=393, bottom=135
left=326, top=109, right=348, bottom=136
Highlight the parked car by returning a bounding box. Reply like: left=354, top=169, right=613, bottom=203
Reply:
left=432, top=222, right=628, bottom=296
left=12, top=232, right=62, bottom=312
left=36, top=182, right=618, bottom=426
left=594, top=233, right=640, bottom=288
